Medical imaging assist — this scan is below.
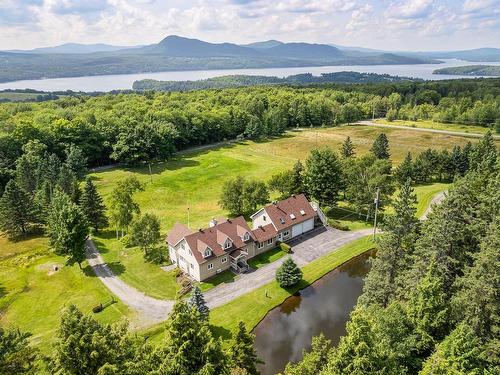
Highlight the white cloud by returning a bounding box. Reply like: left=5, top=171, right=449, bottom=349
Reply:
left=386, top=0, right=433, bottom=19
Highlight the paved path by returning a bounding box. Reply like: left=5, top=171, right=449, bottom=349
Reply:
left=204, top=227, right=372, bottom=309
left=420, top=191, right=447, bottom=220
left=85, top=227, right=372, bottom=325
left=355, top=120, right=499, bottom=139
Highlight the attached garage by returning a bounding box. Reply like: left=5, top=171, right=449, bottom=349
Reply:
left=291, top=218, right=315, bottom=238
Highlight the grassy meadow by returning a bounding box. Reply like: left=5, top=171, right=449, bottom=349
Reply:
left=0, top=124, right=486, bottom=351
left=374, top=119, right=493, bottom=135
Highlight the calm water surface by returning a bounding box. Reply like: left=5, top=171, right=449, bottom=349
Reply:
left=1, top=59, right=499, bottom=92
left=253, top=252, right=373, bottom=375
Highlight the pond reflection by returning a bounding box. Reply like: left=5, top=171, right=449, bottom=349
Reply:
left=253, top=251, right=374, bottom=375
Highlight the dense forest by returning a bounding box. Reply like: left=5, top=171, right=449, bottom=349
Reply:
left=433, top=65, right=500, bottom=76
left=133, top=72, right=416, bottom=91
left=284, top=137, right=499, bottom=374
left=0, top=78, right=499, bottom=195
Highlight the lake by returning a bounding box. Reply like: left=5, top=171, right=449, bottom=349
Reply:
left=0, top=59, right=499, bottom=92
left=253, top=251, right=374, bottom=375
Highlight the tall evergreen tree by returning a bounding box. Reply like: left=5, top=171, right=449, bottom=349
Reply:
left=80, top=177, right=108, bottom=233
left=284, top=334, right=331, bottom=375
left=0, top=180, right=35, bottom=237
left=158, top=301, right=227, bottom=374
left=370, top=133, right=390, bottom=159
left=189, top=286, right=210, bottom=321
left=0, top=327, right=38, bottom=374
left=395, top=152, right=414, bottom=185
left=341, top=136, right=355, bottom=158
left=290, top=160, right=304, bottom=194
left=304, top=147, right=343, bottom=206
left=46, top=190, right=89, bottom=267
left=360, top=179, right=419, bottom=307
left=65, top=144, right=87, bottom=179
left=51, top=305, right=149, bottom=375
left=469, top=131, right=497, bottom=173
left=229, top=322, right=262, bottom=375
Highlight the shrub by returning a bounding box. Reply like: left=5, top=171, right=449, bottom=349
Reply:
left=279, top=242, right=292, bottom=253
left=276, top=257, right=302, bottom=288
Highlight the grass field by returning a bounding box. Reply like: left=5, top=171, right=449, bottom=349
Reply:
left=90, top=125, right=477, bottom=302
left=0, top=235, right=131, bottom=354
left=374, top=119, right=492, bottom=135
left=0, top=125, right=482, bottom=351
left=144, top=235, right=376, bottom=347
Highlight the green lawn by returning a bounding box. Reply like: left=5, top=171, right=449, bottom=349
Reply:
left=248, top=247, right=288, bottom=269
left=90, top=125, right=477, bottom=301
left=0, top=235, right=131, bottom=354
left=374, top=119, right=492, bottom=135
left=198, top=270, right=237, bottom=292
left=144, top=235, right=376, bottom=346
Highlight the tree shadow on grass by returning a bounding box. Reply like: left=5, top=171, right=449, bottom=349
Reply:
left=0, top=284, right=6, bottom=298
left=211, top=324, right=233, bottom=341
left=82, top=261, right=126, bottom=277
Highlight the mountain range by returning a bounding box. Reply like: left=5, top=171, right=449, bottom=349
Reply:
left=1, top=35, right=499, bottom=84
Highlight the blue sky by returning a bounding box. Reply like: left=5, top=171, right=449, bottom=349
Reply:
left=1, top=0, right=499, bottom=50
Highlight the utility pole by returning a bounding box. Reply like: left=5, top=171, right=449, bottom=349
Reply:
left=187, top=204, right=190, bottom=229
left=373, top=187, right=380, bottom=240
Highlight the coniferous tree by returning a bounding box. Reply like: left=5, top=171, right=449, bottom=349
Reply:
left=0, top=327, right=38, bottom=374
left=289, top=160, right=304, bottom=194
left=420, top=323, right=489, bottom=375
left=80, top=177, right=108, bottom=233
left=158, top=301, right=227, bottom=374
left=284, top=334, right=331, bottom=375
left=33, top=180, right=53, bottom=223
left=0, top=180, right=35, bottom=237
left=469, top=131, right=497, bottom=172
left=360, top=178, right=419, bottom=307
left=341, top=136, right=355, bottom=158
left=189, top=286, right=210, bottom=321
left=395, top=152, right=414, bottom=185
left=46, top=190, right=89, bottom=267
left=275, top=257, right=302, bottom=288
left=65, top=144, right=87, bottom=179
left=304, top=147, right=343, bottom=206
left=51, top=305, right=149, bottom=375
left=370, top=133, right=390, bottom=159
left=229, top=322, right=262, bottom=375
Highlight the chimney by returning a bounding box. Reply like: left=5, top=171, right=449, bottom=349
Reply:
left=209, top=218, right=217, bottom=227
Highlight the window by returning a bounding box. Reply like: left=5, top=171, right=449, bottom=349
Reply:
left=190, top=263, right=194, bottom=269
left=300, top=209, right=306, bottom=216
left=284, top=231, right=290, bottom=237
left=221, top=257, right=227, bottom=263
left=181, top=243, right=185, bottom=250
left=258, top=242, right=264, bottom=249
left=267, top=238, right=273, bottom=245
left=208, top=263, right=213, bottom=270
left=278, top=233, right=283, bottom=241
left=244, top=232, right=250, bottom=241
left=224, top=240, right=232, bottom=249
left=204, top=248, right=212, bottom=258
left=263, top=215, right=266, bottom=221
left=188, top=249, right=192, bottom=255
left=290, top=213, right=296, bottom=220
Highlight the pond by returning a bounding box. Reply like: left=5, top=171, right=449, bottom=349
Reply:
left=253, top=251, right=374, bottom=375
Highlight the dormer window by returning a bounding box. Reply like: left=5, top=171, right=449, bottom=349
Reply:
left=204, top=248, right=212, bottom=258
left=290, top=213, right=296, bottom=220
left=300, top=209, right=305, bottom=216
left=224, top=240, right=232, bottom=250
left=243, top=232, right=250, bottom=241
left=280, top=217, right=285, bottom=224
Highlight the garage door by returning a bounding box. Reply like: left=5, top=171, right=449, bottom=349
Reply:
left=292, top=219, right=314, bottom=238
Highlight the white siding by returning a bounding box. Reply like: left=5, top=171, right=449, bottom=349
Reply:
left=251, top=209, right=271, bottom=229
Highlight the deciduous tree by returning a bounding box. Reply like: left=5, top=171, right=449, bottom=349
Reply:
left=304, top=147, right=343, bottom=206
left=129, top=213, right=161, bottom=256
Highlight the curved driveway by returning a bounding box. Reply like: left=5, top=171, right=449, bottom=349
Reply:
left=86, top=227, right=372, bottom=326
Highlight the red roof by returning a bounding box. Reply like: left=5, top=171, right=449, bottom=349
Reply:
left=183, top=216, right=255, bottom=264
left=263, top=194, right=316, bottom=231
left=166, top=223, right=193, bottom=246
left=252, top=223, right=278, bottom=242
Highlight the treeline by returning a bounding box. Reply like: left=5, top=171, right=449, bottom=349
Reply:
left=1, top=79, right=499, bottom=194
left=1, top=286, right=263, bottom=374
left=133, top=72, right=414, bottom=91
left=283, top=135, right=499, bottom=373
